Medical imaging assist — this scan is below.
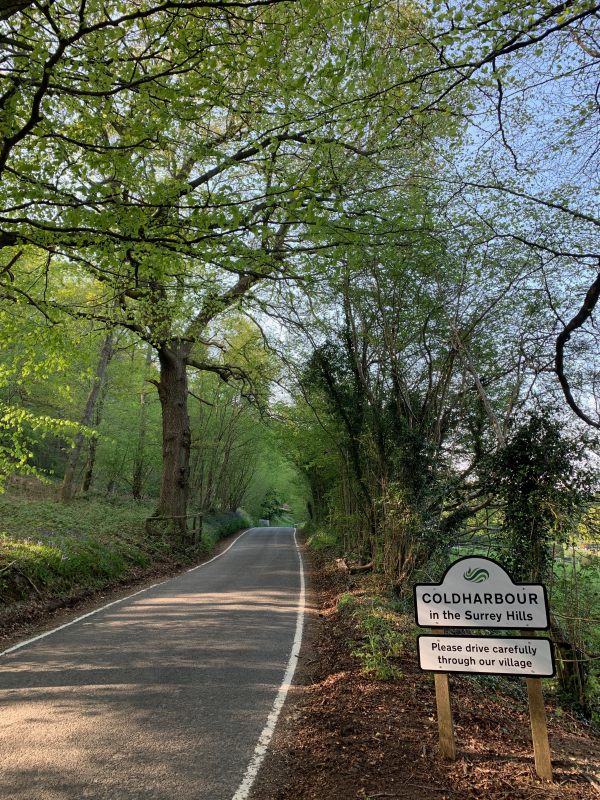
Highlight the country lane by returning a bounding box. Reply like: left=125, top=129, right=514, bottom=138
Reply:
left=0, top=526, right=304, bottom=800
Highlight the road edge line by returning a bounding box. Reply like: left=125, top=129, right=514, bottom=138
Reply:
left=0, top=581, right=167, bottom=658
left=186, top=526, right=253, bottom=572
left=0, top=526, right=258, bottom=658
left=231, top=526, right=306, bottom=800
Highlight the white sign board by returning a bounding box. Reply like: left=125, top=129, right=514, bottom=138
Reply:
left=418, top=635, right=555, bottom=677
left=414, top=557, right=549, bottom=629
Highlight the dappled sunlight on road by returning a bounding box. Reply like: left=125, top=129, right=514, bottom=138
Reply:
left=0, top=528, right=302, bottom=800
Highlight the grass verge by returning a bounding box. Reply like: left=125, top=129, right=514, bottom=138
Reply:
left=0, top=493, right=252, bottom=606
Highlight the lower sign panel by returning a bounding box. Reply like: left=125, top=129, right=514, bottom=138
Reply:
left=418, top=635, right=555, bottom=677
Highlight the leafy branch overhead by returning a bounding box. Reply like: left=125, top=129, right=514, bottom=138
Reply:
left=1, top=1, right=599, bottom=540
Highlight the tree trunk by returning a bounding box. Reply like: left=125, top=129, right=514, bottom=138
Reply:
left=132, top=343, right=153, bottom=500
left=60, top=331, right=114, bottom=501
left=80, top=360, right=112, bottom=494
left=452, top=329, right=506, bottom=447
left=80, top=436, right=98, bottom=494
left=155, top=341, right=191, bottom=532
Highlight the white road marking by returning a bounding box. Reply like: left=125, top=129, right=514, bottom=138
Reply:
left=231, top=527, right=306, bottom=800
left=0, top=582, right=166, bottom=658
left=0, top=526, right=257, bottom=658
left=186, top=526, right=253, bottom=572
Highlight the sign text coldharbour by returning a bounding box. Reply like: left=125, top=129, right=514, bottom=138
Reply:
left=414, top=557, right=549, bottom=629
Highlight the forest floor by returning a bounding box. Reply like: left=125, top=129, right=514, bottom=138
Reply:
left=250, top=544, right=600, bottom=800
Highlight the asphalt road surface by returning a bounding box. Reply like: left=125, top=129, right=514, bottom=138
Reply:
left=0, top=527, right=304, bottom=800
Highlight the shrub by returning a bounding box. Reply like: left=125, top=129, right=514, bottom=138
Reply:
left=199, top=508, right=253, bottom=552
left=337, top=592, right=412, bottom=681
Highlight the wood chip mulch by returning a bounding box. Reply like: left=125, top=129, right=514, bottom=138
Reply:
left=250, top=548, right=600, bottom=800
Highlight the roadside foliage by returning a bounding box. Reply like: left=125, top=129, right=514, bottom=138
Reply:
left=0, top=1, right=598, bottom=719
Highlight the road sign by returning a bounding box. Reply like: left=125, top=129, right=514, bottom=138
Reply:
left=414, top=556, right=549, bottom=629
left=417, top=635, right=555, bottom=677
left=415, top=557, right=555, bottom=779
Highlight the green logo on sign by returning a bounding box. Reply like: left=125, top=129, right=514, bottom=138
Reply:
left=463, top=567, right=489, bottom=583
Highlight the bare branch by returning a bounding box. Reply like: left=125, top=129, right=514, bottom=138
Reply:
left=555, top=266, right=600, bottom=428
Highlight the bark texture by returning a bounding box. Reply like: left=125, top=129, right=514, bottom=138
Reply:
left=60, top=331, right=114, bottom=501
left=132, top=343, right=153, bottom=500
left=155, top=341, right=192, bottom=531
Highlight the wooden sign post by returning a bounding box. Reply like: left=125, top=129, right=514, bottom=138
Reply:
left=434, top=672, right=456, bottom=760
left=432, top=626, right=456, bottom=760
left=415, top=557, right=554, bottom=781
left=526, top=677, right=553, bottom=780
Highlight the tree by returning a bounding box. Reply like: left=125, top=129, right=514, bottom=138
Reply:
left=484, top=410, right=595, bottom=581
left=420, top=2, right=600, bottom=426
left=131, top=344, right=154, bottom=501
left=60, top=329, right=114, bottom=500
left=0, top=0, right=458, bottom=530
left=0, top=250, right=94, bottom=485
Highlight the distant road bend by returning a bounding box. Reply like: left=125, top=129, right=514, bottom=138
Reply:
left=0, top=526, right=305, bottom=800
